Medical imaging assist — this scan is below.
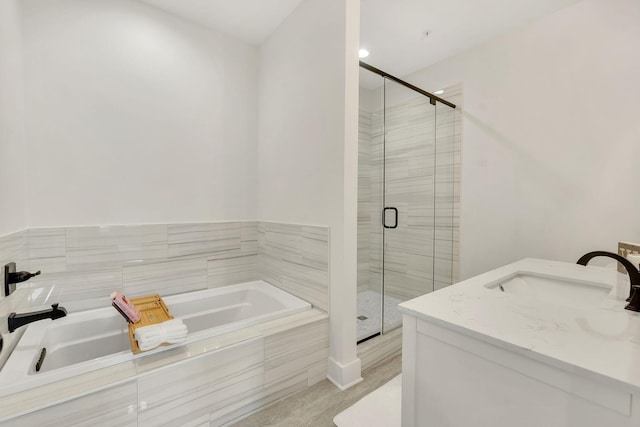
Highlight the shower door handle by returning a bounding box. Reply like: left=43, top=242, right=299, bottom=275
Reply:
left=383, top=207, right=398, bottom=229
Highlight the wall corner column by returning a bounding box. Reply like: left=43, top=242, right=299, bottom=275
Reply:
left=326, top=0, right=362, bottom=390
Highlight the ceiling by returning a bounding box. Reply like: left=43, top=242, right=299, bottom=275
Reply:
left=360, top=0, right=582, bottom=82
left=137, top=0, right=582, bottom=82
left=137, top=0, right=305, bottom=45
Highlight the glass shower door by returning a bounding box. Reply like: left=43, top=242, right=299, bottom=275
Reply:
left=381, top=78, right=437, bottom=334
left=357, top=66, right=384, bottom=342
left=433, top=101, right=456, bottom=292
left=357, top=63, right=457, bottom=342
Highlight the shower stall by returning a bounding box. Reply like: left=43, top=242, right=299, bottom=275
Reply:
left=357, top=62, right=460, bottom=343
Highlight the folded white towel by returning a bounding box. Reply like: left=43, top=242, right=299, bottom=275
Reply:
left=135, top=319, right=188, bottom=351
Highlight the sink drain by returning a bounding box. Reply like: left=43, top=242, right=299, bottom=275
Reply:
left=35, top=347, right=47, bottom=372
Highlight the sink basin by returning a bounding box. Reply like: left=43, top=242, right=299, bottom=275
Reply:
left=487, top=273, right=613, bottom=310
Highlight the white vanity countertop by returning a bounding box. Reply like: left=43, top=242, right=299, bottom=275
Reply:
left=399, top=258, right=640, bottom=392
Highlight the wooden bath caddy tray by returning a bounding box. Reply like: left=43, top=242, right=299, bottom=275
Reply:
left=127, top=294, right=174, bottom=354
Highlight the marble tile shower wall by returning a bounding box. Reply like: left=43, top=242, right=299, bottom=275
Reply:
left=358, top=109, right=373, bottom=294
left=0, top=221, right=328, bottom=312
left=357, top=85, right=461, bottom=300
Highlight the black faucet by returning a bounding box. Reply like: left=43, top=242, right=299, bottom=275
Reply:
left=4, top=262, right=41, bottom=297
left=577, top=250, right=640, bottom=312
left=7, top=304, right=67, bottom=333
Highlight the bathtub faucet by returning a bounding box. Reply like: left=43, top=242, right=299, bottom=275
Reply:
left=4, top=262, right=41, bottom=297
left=7, top=303, right=67, bottom=333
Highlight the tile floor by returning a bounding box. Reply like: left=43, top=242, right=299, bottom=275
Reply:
left=333, top=374, right=401, bottom=427
left=230, top=352, right=402, bottom=427
left=357, top=290, right=403, bottom=341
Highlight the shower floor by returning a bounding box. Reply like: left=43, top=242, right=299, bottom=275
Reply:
left=357, top=290, right=403, bottom=342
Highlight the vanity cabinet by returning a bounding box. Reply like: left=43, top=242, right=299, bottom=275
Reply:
left=402, top=316, right=639, bottom=427
left=399, top=259, right=640, bottom=427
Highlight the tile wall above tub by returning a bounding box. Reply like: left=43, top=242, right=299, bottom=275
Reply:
left=259, top=222, right=329, bottom=311
left=0, top=221, right=328, bottom=313
left=0, top=229, right=30, bottom=318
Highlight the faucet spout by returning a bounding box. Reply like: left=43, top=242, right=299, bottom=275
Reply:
left=7, top=303, right=67, bottom=333
left=577, top=251, right=640, bottom=309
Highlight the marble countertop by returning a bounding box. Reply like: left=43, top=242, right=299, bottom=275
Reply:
left=399, top=258, right=640, bottom=392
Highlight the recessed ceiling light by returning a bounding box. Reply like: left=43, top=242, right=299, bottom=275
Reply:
left=434, top=90, right=444, bottom=95
left=358, top=48, right=370, bottom=59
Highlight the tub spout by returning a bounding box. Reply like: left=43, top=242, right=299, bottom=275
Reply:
left=7, top=303, right=67, bottom=333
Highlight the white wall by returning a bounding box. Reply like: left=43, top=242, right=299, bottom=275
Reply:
left=22, top=0, right=258, bottom=227
left=258, top=0, right=361, bottom=388
left=404, top=0, right=640, bottom=279
left=0, top=0, right=27, bottom=235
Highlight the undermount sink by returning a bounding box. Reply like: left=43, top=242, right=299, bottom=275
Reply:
left=487, top=273, right=613, bottom=310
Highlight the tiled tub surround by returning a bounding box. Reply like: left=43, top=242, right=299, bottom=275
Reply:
left=0, top=308, right=329, bottom=426
left=0, top=221, right=328, bottom=313
left=0, top=221, right=329, bottom=424
left=2, top=281, right=311, bottom=389
left=258, top=222, right=329, bottom=312
left=0, top=230, right=31, bottom=370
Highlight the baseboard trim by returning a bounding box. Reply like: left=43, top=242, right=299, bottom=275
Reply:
left=326, top=356, right=363, bottom=390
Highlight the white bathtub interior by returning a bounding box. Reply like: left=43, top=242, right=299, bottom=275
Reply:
left=0, top=280, right=311, bottom=394
left=34, top=312, right=130, bottom=373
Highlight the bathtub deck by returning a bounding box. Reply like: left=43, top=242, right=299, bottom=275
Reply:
left=0, top=308, right=329, bottom=426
